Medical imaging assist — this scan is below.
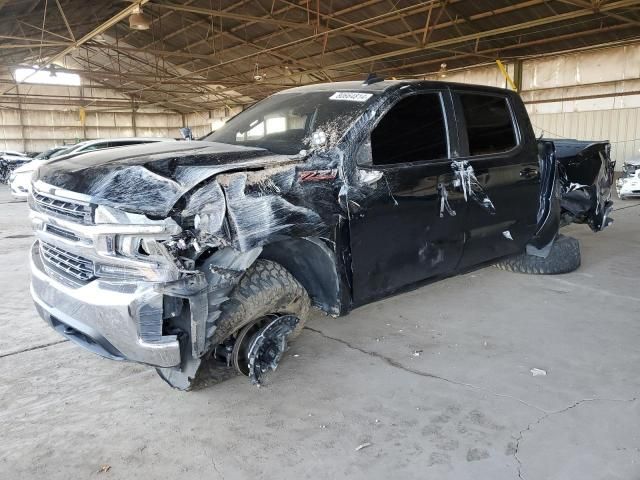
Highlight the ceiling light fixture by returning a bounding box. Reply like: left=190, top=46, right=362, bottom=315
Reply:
left=129, top=5, right=151, bottom=30
left=253, top=64, right=265, bottom=82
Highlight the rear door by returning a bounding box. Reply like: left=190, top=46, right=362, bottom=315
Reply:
left=451, top=90, right=541, bottom=269
left=348, top=89, right=468, bottom=305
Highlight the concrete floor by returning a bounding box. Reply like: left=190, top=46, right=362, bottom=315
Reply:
left=1, top=184, right=639, bottom=480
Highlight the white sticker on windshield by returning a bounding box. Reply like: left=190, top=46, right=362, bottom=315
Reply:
left=329, top=92, right=373, bottom=102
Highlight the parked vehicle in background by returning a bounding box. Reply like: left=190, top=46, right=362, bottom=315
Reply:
left=0, top=150, right=28, bottom=159
left=0, top=150, right=31, bottom=184
left=34, top=146, right=73, bottom=161
left=28, top=80, right=614, bottom=390
left=616, top=157, right=640, bottom=199
left=48, top=137, right=176, bottom=158
left=9, top=137, right=175, bottom=200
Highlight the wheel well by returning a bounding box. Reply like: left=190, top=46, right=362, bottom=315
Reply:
left=260, top=238, right=342, bottom=315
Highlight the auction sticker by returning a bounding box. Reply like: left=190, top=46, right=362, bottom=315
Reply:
left=329, top=92, right=373, bottom=102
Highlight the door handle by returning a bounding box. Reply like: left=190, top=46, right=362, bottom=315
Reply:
left=520, top=167, right=539, bottom=179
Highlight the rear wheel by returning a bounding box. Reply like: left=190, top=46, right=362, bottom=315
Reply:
left=495, top=234, right=581, bottom=275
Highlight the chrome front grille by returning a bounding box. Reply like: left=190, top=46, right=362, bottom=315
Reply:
left=33, top=191, right=92, bottom=223
left=40, top=242, right=95, bottom=283
left=45, top=224, right=81, bottom=242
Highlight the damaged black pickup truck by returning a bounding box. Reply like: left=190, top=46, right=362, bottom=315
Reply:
left=29, top=80, right=614, bottom=389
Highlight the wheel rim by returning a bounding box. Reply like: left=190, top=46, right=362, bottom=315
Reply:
left=230, top=314, right=300, bottom=384
left=230, top=315, right=276, bottom=376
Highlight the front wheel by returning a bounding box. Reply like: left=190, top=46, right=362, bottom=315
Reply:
left=212, top=259, right=311, bottom=344
left=157, top=259, right=311, bottom=389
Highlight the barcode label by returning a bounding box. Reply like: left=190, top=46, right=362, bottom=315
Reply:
left=329, top=92, right=373, bottom=102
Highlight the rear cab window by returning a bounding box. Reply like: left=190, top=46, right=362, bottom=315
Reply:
left=456, top=93, right=518, bottom=156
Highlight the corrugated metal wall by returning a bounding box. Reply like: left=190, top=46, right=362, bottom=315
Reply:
left=0, top=76, right=243, bottom=152
left=528, top=108, right=640, bottom=166
left=0, top=107, right=184, bottom=152
left=0, top=107, right=240, bottom=152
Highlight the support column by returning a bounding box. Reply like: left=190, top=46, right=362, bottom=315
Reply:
left=513, top=59, right=524, bottom=93
left=80, top=85, right=87, bottom=139
left=131, top=99, right=138, bottom=136
left=15, top=83, right=27, bottom=153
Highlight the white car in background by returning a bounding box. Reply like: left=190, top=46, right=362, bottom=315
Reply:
left=33, top=145, right=73, bottom=161
left=0, top=150, right=29, bottom=160
left=1, top=150, right=31, bottom=186
left=616, top=158, right=640, bottom=200
left=9, top=137, right=175, bottom=200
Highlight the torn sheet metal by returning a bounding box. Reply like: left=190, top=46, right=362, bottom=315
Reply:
left=154, top=246, right=262, bottom=390
left=222, top=172, right=326, bottom=252
left=553, top=140, right=614, bottom=231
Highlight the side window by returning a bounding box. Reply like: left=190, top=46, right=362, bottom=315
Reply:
left=459, top=94, right=517, bottom=155
left=367, top=93, right=448, bottom=166
left=106, top=141, right=132, bottom=148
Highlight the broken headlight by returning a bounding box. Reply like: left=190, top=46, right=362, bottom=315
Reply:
left=93, top=235, right=182, bottom=282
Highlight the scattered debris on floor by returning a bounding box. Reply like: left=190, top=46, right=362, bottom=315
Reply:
left=412, top=350, right=423, bottom=357
left=355, top=442, right=372, bottom=451
left=530, top=368, right=547, bottom=376
left=97, top=464, right=111, bottom=473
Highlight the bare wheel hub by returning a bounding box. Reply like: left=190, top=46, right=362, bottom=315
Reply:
left=231, top=314, right=299, bottom=384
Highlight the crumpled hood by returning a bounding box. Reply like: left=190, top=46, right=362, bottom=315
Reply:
left=35, top=141, right=296, bottom=216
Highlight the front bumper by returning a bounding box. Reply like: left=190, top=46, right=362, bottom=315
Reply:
left=30, top=242, right=181, bottom=367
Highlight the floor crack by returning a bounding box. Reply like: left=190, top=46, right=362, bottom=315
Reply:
left=304, top=327, right=639, bottom=480
left=304, top=326, right=547, bottom=413
left=0, top=339, right=68, bottom=359
left=513, top=396, right=638, bottom=479
left=211, top=458, right=225, bottom=480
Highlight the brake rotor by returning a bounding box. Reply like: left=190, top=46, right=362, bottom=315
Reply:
left=231, top=318, right=267, bottom=376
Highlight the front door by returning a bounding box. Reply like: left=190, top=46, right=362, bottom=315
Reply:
left=348, top=90, right=468, bottom=305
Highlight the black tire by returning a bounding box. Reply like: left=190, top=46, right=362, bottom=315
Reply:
left=210, top=259, right=311, bottom=345
left=495, top=234, right=581, bottom=274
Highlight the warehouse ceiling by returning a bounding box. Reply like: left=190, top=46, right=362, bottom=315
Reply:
left=0, top=0, right=639, bottom=113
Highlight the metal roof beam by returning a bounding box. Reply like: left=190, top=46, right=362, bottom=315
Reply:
left=254, top=0, right=639, bottom=85
left=555, top=0, right=640, bottom=27
left=1, top=0, right=150, bottom=96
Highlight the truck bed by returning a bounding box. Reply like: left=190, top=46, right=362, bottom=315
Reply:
left=544, top=138, right=615, bottom=231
